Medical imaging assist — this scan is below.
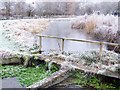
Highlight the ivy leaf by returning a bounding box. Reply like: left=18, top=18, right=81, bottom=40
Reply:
left=34, top=56, right=39, bottom=60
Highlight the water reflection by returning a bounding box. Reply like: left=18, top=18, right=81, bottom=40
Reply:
left=42, top=20, right=106, bottom=52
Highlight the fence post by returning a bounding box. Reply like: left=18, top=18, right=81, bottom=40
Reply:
left=62, top=39, right=64, bottom=51
left=39, top=36, right=42, bottom=53
left=99, top=42, right=103, bottom=61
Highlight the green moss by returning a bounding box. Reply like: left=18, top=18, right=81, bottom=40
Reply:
left=71, top=71, right=120, bottom=89
left=0, top=64, right=59, bottom=87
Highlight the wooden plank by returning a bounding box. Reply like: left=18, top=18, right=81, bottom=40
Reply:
left=72, top=65, right=120, bottom=79
left=27, top=67, right=72, bottom=88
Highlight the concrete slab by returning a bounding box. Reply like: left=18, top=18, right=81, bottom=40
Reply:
left=0, top=77, right=23, bottom=89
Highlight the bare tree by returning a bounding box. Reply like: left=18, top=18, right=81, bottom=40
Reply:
left=35, top=1, right=76, bottom=16
left=26, top=3, right=35, bottom=17
left=13, top=2, right=26, bottom=17
left=35, top=2, right=44, bottom=16
left=97, top=2, right=118, bottom=15
left=65, top=0, right=76, bottom=15
left=2, top=0, right=12, bottom=18
left=85, top=4, right=93, bottom=15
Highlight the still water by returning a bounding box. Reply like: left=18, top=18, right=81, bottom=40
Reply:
left=42, top=20, right=106, bottom=52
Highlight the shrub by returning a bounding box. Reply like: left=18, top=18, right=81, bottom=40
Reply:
left=71, top=21, right=86, bottom=29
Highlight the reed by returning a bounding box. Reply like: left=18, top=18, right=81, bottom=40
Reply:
left=85, top=19, right=96, bottom=34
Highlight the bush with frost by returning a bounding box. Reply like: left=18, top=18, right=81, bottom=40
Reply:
left=72, top=14, right=118, bottom=36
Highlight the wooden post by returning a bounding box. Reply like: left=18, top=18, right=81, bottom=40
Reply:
left=39, top=36, right=42, bottom=54
left=99, top=42, right=103, bottom=61
left=62, top=39, right=64, bottom=51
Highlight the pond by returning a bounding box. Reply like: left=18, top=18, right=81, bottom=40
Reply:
left=42, top=20, right=106, bottom=52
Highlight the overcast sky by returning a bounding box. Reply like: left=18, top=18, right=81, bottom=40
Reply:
left=0, top=0, right=119, bottom=3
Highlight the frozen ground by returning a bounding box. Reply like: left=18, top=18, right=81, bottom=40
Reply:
left=0, top=19, right=49, bottom=53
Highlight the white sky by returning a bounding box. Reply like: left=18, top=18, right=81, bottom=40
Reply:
left=26, top=0, right=36, bottom=3
left=25, top=0, right=119, bottom=2
left=0, top=0, right=119, bottom=3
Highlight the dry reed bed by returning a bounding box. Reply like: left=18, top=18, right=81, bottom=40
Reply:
left=71, top=14, right=119, bottom=53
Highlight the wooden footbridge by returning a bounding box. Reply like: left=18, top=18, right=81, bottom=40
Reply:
left=36, top=34, right=119, bottom=57
left=28, top=35, right=120, bottom=88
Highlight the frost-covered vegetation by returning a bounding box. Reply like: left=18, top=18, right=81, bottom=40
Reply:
left=72, top=14, right=118, bottom=39
left=0, top=1, right=119, bottom=19
left=46, top=50, right=120, bottom=77
left=72, top=14, right=120, bottom=53
left=72, top=50, right=120, bottom=75
left=0, top=49, right=22, bottom=64
left=0, top=19, right=49, bottom=52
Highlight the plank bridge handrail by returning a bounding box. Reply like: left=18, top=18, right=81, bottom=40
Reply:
left=36, top=34, right=120, bottom=55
